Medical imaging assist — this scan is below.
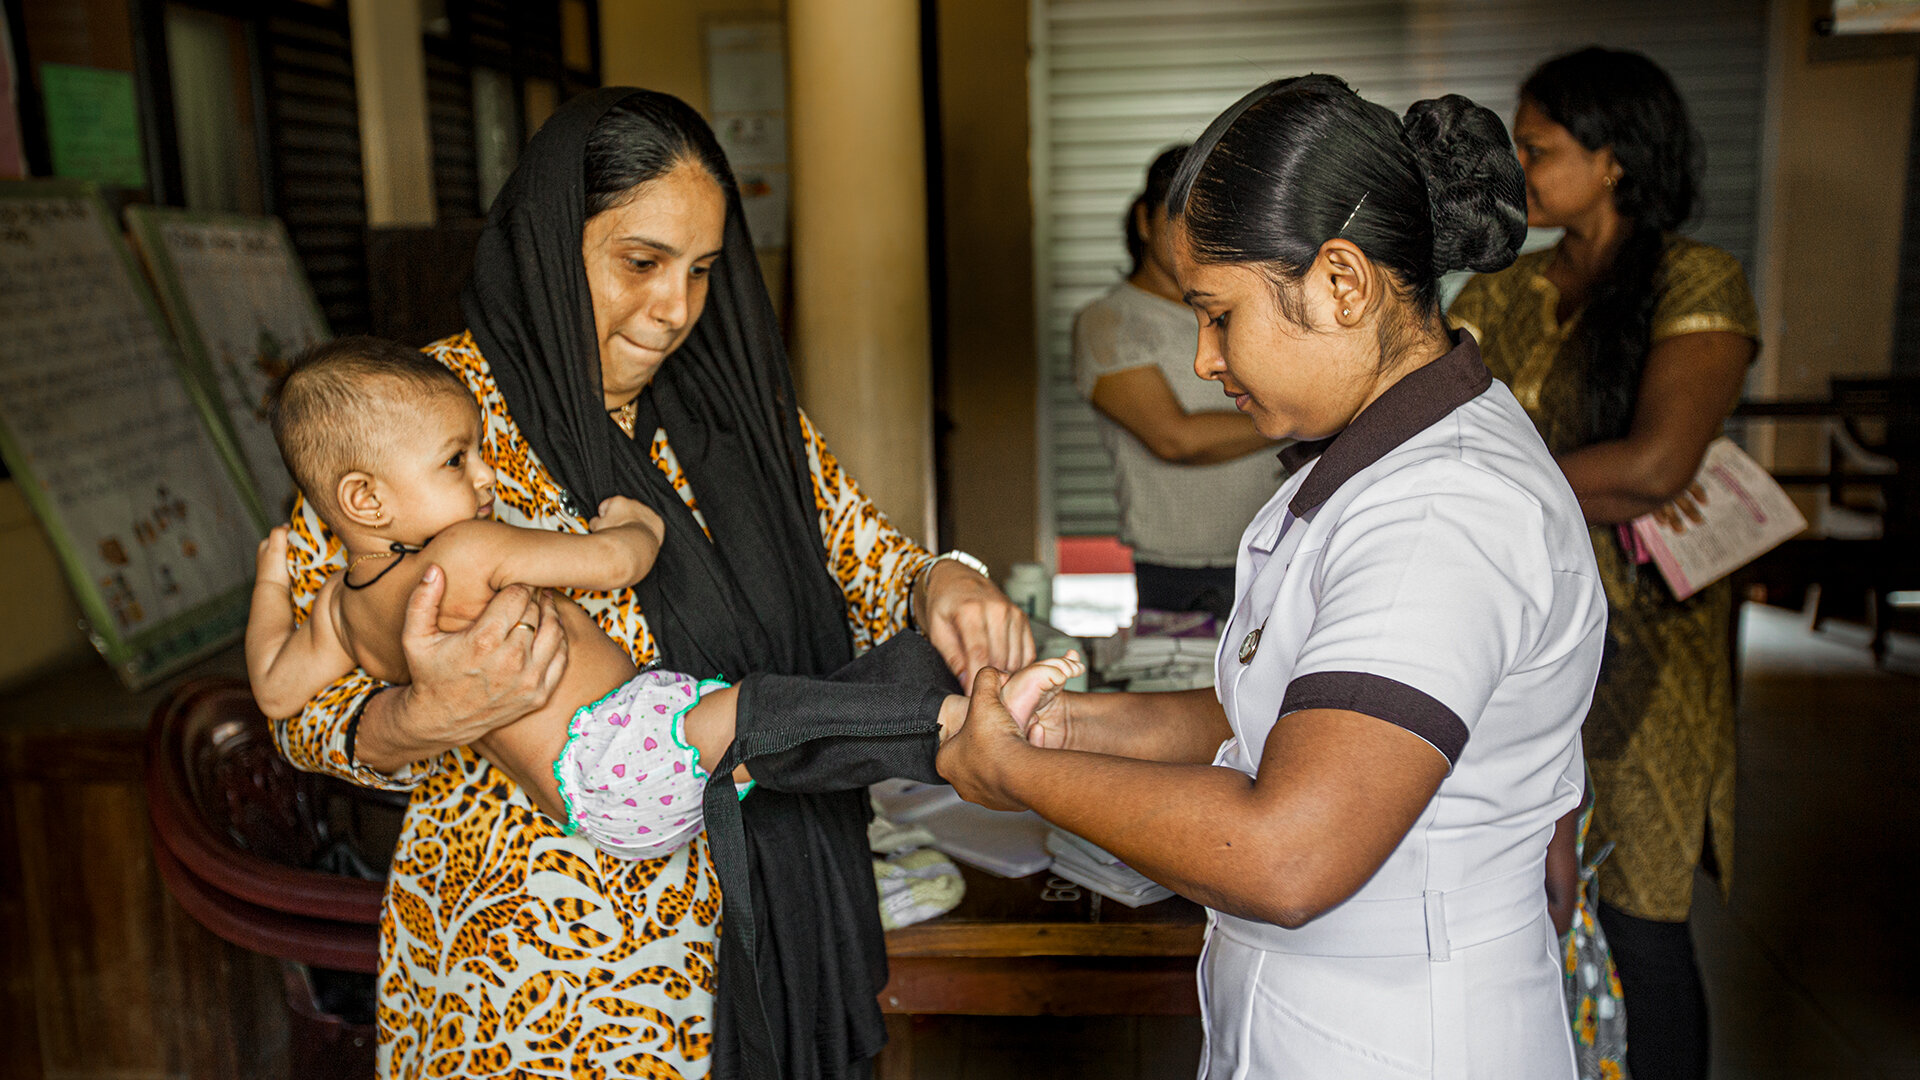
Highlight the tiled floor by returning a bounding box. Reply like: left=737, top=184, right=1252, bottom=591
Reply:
left=1697, top=604, right=1920, bottom=1080
left=901, top=604, right=1920, bottom=1078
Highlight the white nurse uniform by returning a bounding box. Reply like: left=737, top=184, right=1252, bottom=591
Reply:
left=1199, top=335, right=1604, bottom=1079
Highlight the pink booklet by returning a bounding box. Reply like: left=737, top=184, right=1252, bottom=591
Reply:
left=1621, top=437, right=1807, bottom=601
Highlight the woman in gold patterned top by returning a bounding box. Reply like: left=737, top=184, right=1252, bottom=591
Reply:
left=272, top=90, right=1032, bottom=1079
left=1449, top=48, right=1758, bottom=1080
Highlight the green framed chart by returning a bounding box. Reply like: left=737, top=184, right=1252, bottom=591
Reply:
left=126, top=207, right=330, bottom=522
left=0, top=181, right=264, bottom=687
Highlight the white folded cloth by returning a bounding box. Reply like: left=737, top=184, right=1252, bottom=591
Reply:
left=870, top=797, right=966, bottom=929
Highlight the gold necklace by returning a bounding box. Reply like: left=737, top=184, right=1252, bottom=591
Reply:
left=347, top=550, right=393, bottom=573
left=344, top=541, right=421, bottom=590
left=610, top=398, right=638, bottom=438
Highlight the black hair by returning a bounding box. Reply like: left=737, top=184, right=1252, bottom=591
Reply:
left=584, top=94, right=738, bottom=218
left=1522, top=47, right=1701, bottom=443
left=1125, top=144, right=1193, bottom=276
left=1168, top=74, right=1526, bottom=340
left=268, top=335, right=470, bottom=523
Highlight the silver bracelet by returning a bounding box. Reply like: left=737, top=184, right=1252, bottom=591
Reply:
left=911, top=549, right=991, bottom=629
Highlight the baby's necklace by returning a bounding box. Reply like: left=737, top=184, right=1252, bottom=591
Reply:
left=344, top=540, right=423, bottom=590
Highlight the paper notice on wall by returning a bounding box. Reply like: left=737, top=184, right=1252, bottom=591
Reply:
left=714, top=113, right=785, bottom=169
left=705, top=22, right=785, bottom=114
left=39, top=64, right=146, bottom=188
left=706, top=18, right=788, bottom=251
left=734, top=169, right=788, bottom=252
left=0, top=182, right=260, bottom=686
left=1628, top=437, right=1807, bottom=601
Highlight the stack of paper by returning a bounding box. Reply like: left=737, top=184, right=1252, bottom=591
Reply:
left=1044, top=829, right=1174, bottom=908
left=1089, top=619, right=1220, bottom=691
left=870, top=779, right=1053, bottom=878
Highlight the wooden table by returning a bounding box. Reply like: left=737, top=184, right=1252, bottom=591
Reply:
left=877, top=863, right=1207, bottom=1077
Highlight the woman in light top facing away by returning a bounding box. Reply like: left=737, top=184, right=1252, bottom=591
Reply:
left=940, top=75, right=1606, bottom=1078
left=1448, top=47, right=1761, bottom=1080
left=1074, top=144, right=1283, bottom=620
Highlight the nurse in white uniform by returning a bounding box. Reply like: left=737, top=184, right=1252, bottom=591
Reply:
left=939, top=75, right=1605, bottom=1079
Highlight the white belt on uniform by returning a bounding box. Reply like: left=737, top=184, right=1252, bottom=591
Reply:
left=1209, top=862, right=1545, bottom=961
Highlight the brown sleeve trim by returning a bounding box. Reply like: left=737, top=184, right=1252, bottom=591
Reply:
left=1280, top=670, right=1469, bottom=767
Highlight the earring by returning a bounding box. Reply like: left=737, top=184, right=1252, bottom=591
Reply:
left=1342, top=308, right=1351, bottom=317
left=1603, top=175, right=1617, bottom=190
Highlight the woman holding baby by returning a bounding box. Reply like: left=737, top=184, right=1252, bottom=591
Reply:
left=268, top=89, right=1033, bottom=1079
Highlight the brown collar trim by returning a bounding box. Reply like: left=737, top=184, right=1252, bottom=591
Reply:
left=1278, top=437, right=1332, bottom=473
left=1286, top=332, right=1493, bottom=517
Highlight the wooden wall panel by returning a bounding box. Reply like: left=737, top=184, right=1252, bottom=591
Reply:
left=3, top=728, right=290, bottom=1080
left=0, top=786, right=48, bottom=1080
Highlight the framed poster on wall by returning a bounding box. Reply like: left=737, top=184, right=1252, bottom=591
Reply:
left=704, top=17, right=789, bottom=252
left=0, top=181, right=264, bottom=687
left=126, top=207, right=330, bottom=521
left=1830, top=0, right=1920, bottom=33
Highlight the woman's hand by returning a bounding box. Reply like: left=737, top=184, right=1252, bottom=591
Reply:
left=1650, top=481, right=1708, bottom=534
left=915, top=559, right=1034, bottom=691
left=354, top=565, right=570, bottom=773
left=936, top=667, right=1035, bottom=811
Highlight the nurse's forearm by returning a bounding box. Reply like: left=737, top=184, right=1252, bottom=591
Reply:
left=986, top=707, right=1445, bottom=928
left=1062, top=688, right=1232, bottom=763
left=1001, top=748, right=1314, bottom=925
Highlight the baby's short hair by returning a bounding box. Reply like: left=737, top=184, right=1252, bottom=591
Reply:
left=268, top=335, right=471, bottom=523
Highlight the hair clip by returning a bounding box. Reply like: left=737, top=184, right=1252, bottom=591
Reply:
left=1338, top=190, right=1371, bottom=235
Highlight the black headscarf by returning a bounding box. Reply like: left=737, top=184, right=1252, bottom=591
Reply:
left=461, top=89, right=947, bottom=1080
left=465, top=86, right=854, bottom=685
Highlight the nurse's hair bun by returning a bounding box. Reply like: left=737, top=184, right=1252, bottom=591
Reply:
left=1169, top=75, right=1522, bottom=317
left=1400, top=95, right=1529, bottom=276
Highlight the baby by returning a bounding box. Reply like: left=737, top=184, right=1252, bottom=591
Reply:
left=246, top=336, right=1082, bottom=860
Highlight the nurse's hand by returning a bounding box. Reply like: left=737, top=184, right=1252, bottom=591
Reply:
left=1021, top=687, right=1075, bottom=750
left=936, top=667, right=1035, bottom=812
left=915, top=560, right=1034, bottom=691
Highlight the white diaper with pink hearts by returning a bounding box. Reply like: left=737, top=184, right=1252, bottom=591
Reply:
left=552, top=668, right=729, bottom=860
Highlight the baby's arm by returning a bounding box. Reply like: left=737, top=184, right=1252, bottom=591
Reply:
left=245, top=525, right=358, bottom=718
left=425, top=497, right=664, bottom=602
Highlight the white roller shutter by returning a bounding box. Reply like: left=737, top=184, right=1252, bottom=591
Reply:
left=1033, top=0, right=1768, bottom=541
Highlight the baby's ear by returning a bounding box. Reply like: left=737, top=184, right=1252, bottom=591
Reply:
left=336, top=472, right=385, bottom=529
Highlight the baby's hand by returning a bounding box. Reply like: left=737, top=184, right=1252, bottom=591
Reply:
left=254, top=525, right=293, bottom=590
left=591, top=496, right=664, bottom=542
left=999, top=650, right=1084, bottom=748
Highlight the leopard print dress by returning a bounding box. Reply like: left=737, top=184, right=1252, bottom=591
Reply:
left=273, top=332, right=935, bottom=1079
